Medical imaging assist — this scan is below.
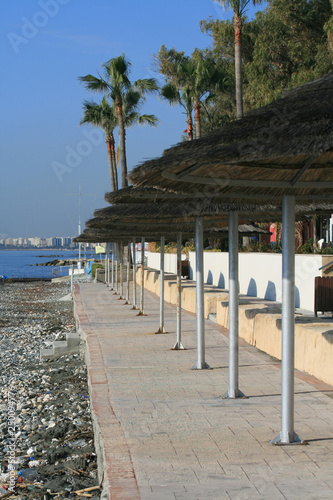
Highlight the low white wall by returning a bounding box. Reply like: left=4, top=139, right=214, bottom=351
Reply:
left=147, top=252, right=186, bottom=274
left=188, top=252, right=322, bottom=312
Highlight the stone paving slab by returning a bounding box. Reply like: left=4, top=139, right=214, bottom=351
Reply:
left=74, top=282, right=333, bottom=500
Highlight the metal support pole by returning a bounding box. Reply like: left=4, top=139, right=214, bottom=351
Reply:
left=156, top=236, right=166, bottom=333
left=106, top=243, right=110, bottom=287
left=111, top=243, right=115, bottom=290
left=114, top=243, right=119, bottom=295
left=132, top=238, right=138, bottom=309
left=125, top=241, right=131, bottom=304
left=173, top=232, right=184, bottom=350
left=223, top=211, right=244, bottom=398
left=120, top=241, right=124, bottom=299
left=104, top=243, right=107, bottom=284
left=138, top=237, right=145, bottom=315
left=193, top=218, right=209, bottom=369
left=271, top=195, right=304, bottom=445
left=71, top=263, right=74, bottom=293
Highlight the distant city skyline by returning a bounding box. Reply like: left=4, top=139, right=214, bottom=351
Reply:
left=0, top=236, right=77, bottom=248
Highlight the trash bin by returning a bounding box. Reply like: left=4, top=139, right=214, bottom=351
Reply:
left=181, top=259, right=189, bottom=279
left=314, top=276, right=333, bottom=316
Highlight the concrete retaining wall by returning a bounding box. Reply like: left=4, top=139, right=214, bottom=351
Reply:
left=216, top=299, right=333, bottom=386
left=137, top=268, right=228, bottom=318
left=147, top=251, right=325, bottom=311
left=147, top=252, right=187, bottom=274
left=187, top=252, right=324, bottom=312
left=137, top=267, right=333, bottom=386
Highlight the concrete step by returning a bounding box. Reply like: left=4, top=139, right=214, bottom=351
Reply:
left=40, top=348, right=54, bottom=359
left=208, top=313, right=217, bottom=323
left=66, top=332, right=80, bottom=347
left=40, top=332, right=81, bottom=359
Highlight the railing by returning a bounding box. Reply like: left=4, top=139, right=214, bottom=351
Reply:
left=52, top=266, right=71, bottom=278
left=318, top=260, right=333, bottom=271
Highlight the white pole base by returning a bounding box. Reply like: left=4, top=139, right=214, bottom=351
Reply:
left=192, top=362, right=210, bottom=370
left=155, top=327, right=167, bottom=334
left=222, top=389, right=247, bottom=399
left=172, top=342, right=185, bottom=350
left=271, top=431, right=306, bottom=445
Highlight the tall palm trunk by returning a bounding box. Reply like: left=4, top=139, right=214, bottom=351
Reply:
left=194, top=100, right=201, bottom=139
left=106, top=136, right=116, bottom=192
left=110, top=132, right=118, bottom=190
left=186, top=113, right=193, bottom=141
left=234, top=13, right=243, bottom=119
left=115, top=96, right=128, bottom=189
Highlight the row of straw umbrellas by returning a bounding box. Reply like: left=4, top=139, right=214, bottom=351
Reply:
left=76, top=72, right=333, bottom=444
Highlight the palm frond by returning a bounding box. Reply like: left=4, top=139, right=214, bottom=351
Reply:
left=104, top=54, right=132, bottom=90
left=134, top=78, right=159, bottom=95
left=123, top=89, right=141, bottom=108
left=78, top=74, right=109, bottom=93
left=137, top=114, right=159, bottom=127
left=80, top=98, right=117, bottom=135
left=215, top=0, right=262, bottom=16
left=161, top=83, right=181, bottom=105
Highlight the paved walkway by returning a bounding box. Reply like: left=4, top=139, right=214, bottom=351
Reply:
left=74, top=282, right=333, bottom=500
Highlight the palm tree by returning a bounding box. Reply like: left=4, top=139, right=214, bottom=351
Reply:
left=176, top=57, right=229, bottom=138
left=161, top=83, right=194, bottom=140
left=157, top=47, right=229, bottom=139
left=79, top=54, right=159, bottom=188
left=80, top=98, right=118, bottom=191
left=215, top=0, right=262, bottom=118
left=122, top=88, right=159, bottom=130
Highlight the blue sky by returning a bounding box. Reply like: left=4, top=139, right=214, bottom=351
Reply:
left=0, top=0, right=267, bottom=238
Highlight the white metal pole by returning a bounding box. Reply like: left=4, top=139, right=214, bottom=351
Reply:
left=223, top=211, right=244, bottom=398
left=138, top=237, right=145, bottom=315
left=193, top=217, right=209, bottom=369
left=156, top=236, right=166, bottom=333
left=120, top=241, right=124, bottom=299
left=106, top=243, right=110, bottom=287
left=271, top=195, right=303, bottom=444
left=111, top=243, right=115, bottom=290
left=78, top=183, right=81, bottom=266
left=104, top=243, right=107, bottom=284
left=125, top=241, right=131, bottom=304
left=114, top=243, right=119, bottom=295
left=326, top=217, right=330, bottom=244
left=132, top=238, right=137, bottom=309
left=173, top=232, right=184, bottom=350
left=71, top=263, right=74, bottom=293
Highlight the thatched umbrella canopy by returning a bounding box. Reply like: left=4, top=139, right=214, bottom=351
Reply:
left=128, top=73, right=333, bottom=203
left=92, top=197, right=333, bottom=226
left=74, top=223, right=269, bottom=243
left=90, top=201, right=285, bottom=225
left=125, top=73, right=333, bottom=444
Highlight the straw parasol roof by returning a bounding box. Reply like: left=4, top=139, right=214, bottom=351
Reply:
left=74, top=224, right=270, bottom=243
left=128, top=73, right=333, bottom=203
left=93, top=201, right=280, bottom=220
left=88, top=197, right=332, bottom=229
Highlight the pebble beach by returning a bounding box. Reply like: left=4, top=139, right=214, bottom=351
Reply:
left=0, top=279, right=100, bottom=499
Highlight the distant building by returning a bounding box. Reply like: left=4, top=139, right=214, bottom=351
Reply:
left=0, top=235, right=77, bottom=249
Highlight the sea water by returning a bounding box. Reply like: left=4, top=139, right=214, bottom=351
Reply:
left=0, top=249, right=80, bottom=278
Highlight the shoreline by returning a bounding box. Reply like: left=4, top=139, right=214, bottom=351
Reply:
left=0, top=250, right=80, bottom=281
left=0, top=279, right=100, bottom=499
left=0, top=249, right=78, bottom=252
left=1, top=278, right=52, bottom=283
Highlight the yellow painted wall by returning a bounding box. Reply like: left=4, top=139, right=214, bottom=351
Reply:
left=137, top=268, right=333, bottom=386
